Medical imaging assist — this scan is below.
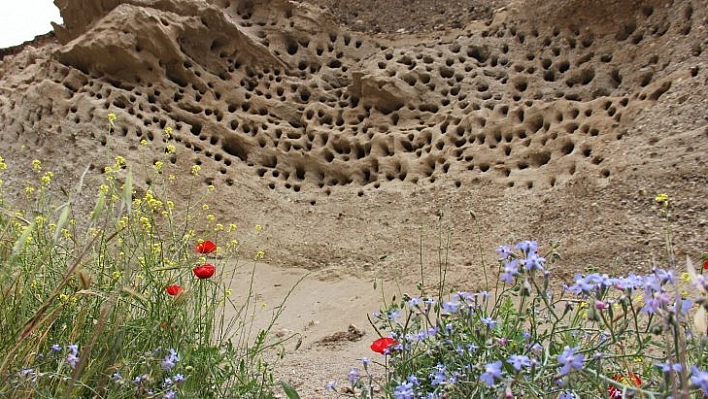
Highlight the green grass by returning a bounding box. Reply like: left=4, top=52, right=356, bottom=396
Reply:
left=0, top=118, right=299, bottom=398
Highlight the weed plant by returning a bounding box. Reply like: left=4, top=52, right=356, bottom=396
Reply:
left=0, top=115, right=298, bottom=398
left=330, top=197, right=708, bottom=398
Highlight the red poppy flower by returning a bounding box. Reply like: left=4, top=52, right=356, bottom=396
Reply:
left=192, top=264, right=215, bottom=279
left=370, top=337, right=397, bottom=354
left=703, top=258, right=708, bottom=270
left=165, top=284, right=183, bottom=296
left=608, top=373, right=641, bottom=398
left=196, top=240, right=217, bottom=254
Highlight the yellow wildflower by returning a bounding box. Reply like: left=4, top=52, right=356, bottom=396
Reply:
left=108, top=113, right=117, bottom=123
left=0, top=156, right=6, bottom=170
left=191, top=164, right=201, bottom=176
left=655, top=193, right=669, bottom=204
left=32, top=159, right=41, bottom=172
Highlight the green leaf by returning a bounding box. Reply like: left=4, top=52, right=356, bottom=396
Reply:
left=278, top=381, right=301, bottom=399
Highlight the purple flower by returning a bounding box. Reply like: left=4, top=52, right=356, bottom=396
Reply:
left=508, top=354, right=531, bottom=371
left=501, top=259, right=519, bottom=284
left=429, top=363, right=447, bottom=386
left=442, top=301, right=461, bottom=315
left=407, top=374, right=420, bottom=386
left=559, top=391, right=576, bottom=399
left=347, top=368, right=359, bottom=385
left=393, top=382, right=415, bottom=399
left=515, top=240, right=538, bottom=255
left=388, top=309, right=401, bottom=321
left=653, top=268, right=674, bottom=284
left=66, top=353, right=79, bottom=368
left=325, top=380, right=337, bottom=391
left=524, top=253, right=545, bottom=271
left=480, top=316, right=497, bottom=329
left=655, top=362, right=683, bottom=373
left=173, top=374, right=185, bottom=382
left=161, top=349, right=180, bottom=371
left=68, top=344, right=79, bottom=355
left=691, top=366, right=708, bottom=395
left=557, top=346, right=584, bottom=374
left=496, top=245, right=512, bottom=258
left=480, top=360, right=503, bottom=386
left=50, top=344, right=61, bottom=353
left=163, top=389, right=176, bottom=399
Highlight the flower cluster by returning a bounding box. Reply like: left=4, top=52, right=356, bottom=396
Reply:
left=330, top=240, right=708, bottom=399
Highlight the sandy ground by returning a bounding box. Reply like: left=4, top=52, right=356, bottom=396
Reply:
left=227, top=262, right=400, bottom=398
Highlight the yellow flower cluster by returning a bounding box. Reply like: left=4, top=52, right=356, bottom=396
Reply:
left=0, top=156, right=7, bottom=170
left=40, top=172, right=53, bottom=187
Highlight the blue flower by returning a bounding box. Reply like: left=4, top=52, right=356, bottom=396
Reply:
left=68, top=343, right=79, bottom=355
left=161, top=349, right=180, bottom=371
left=500, top=259, right=519, bottom=284
left=388, top=309, right=401, bottom=321
left=655, top=362, right=683, bottom=373
left=524, top=253, right=545, bottom=271
left=163, top=389, right=176, bottom=399
left=429, top=363, right=447, bottom=386
left=50, top=344, right=61, bottom=353
left=66, top=353, right=79, bottom=368
left=559, top=391, right=576, bottom=399
left=480, top=360, right=502, bottom=386
left=653, top=268, right=674, bottom=284
left=508, top=354, right=531, bottom=371
left=325, top=380, right=337, bottom=391
left=557, top=346, right=584, bottom=374
left=496, top=245, right=512, bottom=258
left=691, top=366, right=708, bottom=395
left=407, top=374, right=420, bottom=386
left=480, top=316, right=497, bottom=329
left=407, top=297, right=421, bottom=306
left=173, top=373, right=185, bottom=382
left=393, top=382, right=415, bottom=399
left=347, top=368, right=359, bottom=385
left=442, top=301, right=461, bottom=315
left=515, top=240, right=538, bottom=255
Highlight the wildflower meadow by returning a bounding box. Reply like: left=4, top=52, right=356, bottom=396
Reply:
left=0, top=116, right=300, bottom=398
left=327, top=197, right=708, bottom=399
